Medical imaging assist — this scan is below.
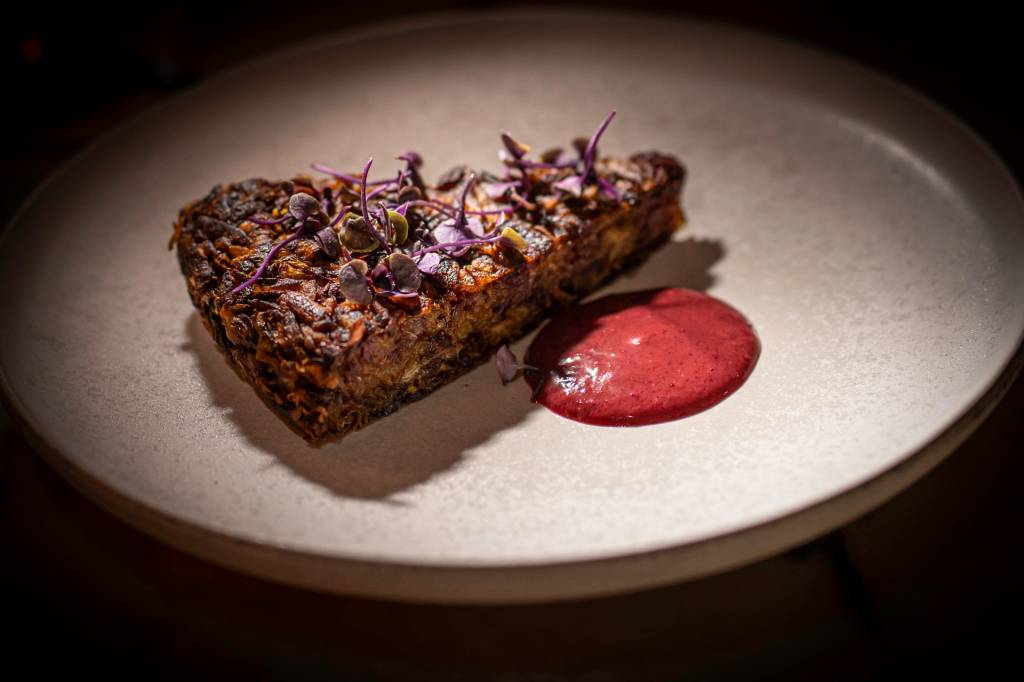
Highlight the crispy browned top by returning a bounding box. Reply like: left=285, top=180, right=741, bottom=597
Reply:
left=173, top=152, right=684, bottom=370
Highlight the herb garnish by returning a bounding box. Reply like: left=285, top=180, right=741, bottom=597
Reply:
left=230, top=112, right=621, bottom=303
left=553, top=110, right=620, bottom=200
left=495, top=344, right=538, bottom=385
left=230, top=191, right=333, bottom=294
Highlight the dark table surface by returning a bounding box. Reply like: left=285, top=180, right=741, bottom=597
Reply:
left=2, top=2, right=1022, bottom=679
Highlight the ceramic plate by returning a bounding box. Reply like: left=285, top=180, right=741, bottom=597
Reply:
left=2, top=11, right=1022, bottom=602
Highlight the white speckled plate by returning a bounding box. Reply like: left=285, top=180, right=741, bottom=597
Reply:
left=2, top=11, right=1023, bottom=603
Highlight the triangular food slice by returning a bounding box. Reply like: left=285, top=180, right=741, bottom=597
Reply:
left=171, top=114, right=685, bottom=441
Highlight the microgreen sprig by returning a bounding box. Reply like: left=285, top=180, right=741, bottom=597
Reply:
left=495, top=344, right=539, bottom=385
left=234, top=112, right=621, bottom=301
left=553, top=110, right=620, bottom=199
left=230, top=192, right=331, bottom=294
left=357, top=157, right=392, bottom=254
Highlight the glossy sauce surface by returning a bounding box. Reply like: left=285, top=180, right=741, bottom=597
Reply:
left=526, top=288, right=760, bottom=426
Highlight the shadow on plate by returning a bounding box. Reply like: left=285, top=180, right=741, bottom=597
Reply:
left=185, top=236, right=724, bottom=502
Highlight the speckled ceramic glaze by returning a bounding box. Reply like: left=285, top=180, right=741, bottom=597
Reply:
left=2, top=11, right=1022, bottom=602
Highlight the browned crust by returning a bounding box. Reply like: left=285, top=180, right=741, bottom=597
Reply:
left=173, top=153, right=685, bottom=441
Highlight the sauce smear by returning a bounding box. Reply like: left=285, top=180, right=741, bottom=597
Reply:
left=526, top=288, right=759, bottom=426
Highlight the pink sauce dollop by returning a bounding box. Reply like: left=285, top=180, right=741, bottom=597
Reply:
left=525, top=288, right=760, bottom=426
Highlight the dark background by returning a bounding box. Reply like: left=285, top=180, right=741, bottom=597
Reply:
left=2, top=2, right=1021, bottom=679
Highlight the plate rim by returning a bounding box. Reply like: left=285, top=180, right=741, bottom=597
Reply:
left=2, top=8, right=1023, bottom=603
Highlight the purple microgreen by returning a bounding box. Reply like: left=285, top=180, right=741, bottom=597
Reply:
left=375, top=203, right=392, bottom=243
left=397, top=151, right=426, bottom=191
left=397, top=185, right=422, bottom=203
left=512, top=165, right=533, bottom=196
left=414, top=231, right=506, bottom=258
left=386, top=252, right=422, bottom=293
left=495, top=345, right=537, bottom=385
left=453, top=173, right=477, bottom=234
left=310, top=163, right=361, bottom=185
left=381, top=290, right=420, bottom=300
left=409, top=199, right=454, bottom=218
left=465, top=216, right=488, bottom=238
left=393, top=201, right=411, bottom=217
left=581, top=110, right=616, bottom=182
left=500, top=132, right=531, bottom=160
left=246, top=214, right=291, bottom=226
left=553, top=174, right=584, bottom=197
left=539, top=147, right=564, bottom=164
left=338, top=259, right=373, bottom=305
left=435, top=165, right=465, bottom=191
left=597, top=176, right=621, bottom=201
left=553, top=112, right=617, bottom=199
left=484, top=181, right=518, bottom=199
left=415, top=251, right=442, bottom=274
left=370, top=260, right=393, bottom=288
left=397, top=150, right=423, bottom=168
left=288, top=192, right=321, bottom=222
left=374, top=289, right=421, bottom=308
left=229, top=231, right=302, bottom=294
left=405, top=198, right=512, bottom=218
left=386, top=209, right=410, bottom=244
left=329, top=204, right=351, bottom=228
left=339, top=214, right=381, bottom=253
left=431, top=223, right=474, bottom=256
left=432, top=224, right=465, bottom=243
left=367, top=222, right=392, bottom=253
left=310, top=162, right=397, bottom=187
left=365, top=180, right=396, bottom=203
left=358, top=158, right=392, bottom=253
left=314, top=225, right=340, bottom=258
